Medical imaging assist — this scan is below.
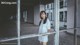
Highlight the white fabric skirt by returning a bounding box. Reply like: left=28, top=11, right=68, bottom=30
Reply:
left=38, top=35, right=48, bottom=42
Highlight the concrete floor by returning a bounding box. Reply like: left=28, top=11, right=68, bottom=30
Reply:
left=0, top=21, right=80, bottom=45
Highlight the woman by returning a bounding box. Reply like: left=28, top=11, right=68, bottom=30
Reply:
left=38, top=11, right=51, bottom=45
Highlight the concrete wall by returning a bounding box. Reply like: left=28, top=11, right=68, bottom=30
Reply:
left=67, top=0, right=80, bottom=35
left=76, top=0, right=80, bottom=35
left=27, top=7, right=34, bottom=23
left=67, top=0, right=80, bottom=28
left=67, top=0, right=74, bottom=29
left=34, top=4, right=45, bottom=25
left=76, top=0, right=80, bottom=28
left=34, top=5, right=40, bottom=25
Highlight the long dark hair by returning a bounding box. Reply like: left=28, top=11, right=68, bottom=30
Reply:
left=39, top=11, right=48, bottom=26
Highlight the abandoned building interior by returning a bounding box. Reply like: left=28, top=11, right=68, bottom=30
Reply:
left=0, top=0, right=80, bottom=45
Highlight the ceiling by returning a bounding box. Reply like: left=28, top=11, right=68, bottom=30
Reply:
left=0, top=0, right=54, bottom=23
left=0, top=0, right=54, bottom=6
left=0, top=0, right=54, bottom=15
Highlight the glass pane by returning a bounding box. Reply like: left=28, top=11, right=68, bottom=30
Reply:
left=64, top=0, right=67, bottom=7
left=60, top=12, right=63, bottom=22
left=60, top=1, right=63, bottom=8
left=0, top=1, right=17, bottom=45
left=0, top=0, right=17, bottom=41
left=60, top=0, right=80, bottom=45
left=20, top=0, right=54, bottom=45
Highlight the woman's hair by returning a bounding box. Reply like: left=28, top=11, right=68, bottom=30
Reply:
left=39, top=11, right=48, bottom=26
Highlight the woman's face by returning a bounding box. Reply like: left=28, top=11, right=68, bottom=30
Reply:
left=41, top=12, right=46, bottom=20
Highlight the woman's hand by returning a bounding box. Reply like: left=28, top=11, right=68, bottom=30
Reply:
left=48, top=29, right=52, bottom=32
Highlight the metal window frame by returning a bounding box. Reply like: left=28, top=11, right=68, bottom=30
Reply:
left=17, top=0, right=21, bottom=45
left=0, top=0, right=78, bottom=45
left=12, top=0, right=60, bottom=45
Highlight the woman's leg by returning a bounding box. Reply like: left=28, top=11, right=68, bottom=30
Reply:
left=39, top=41, right=42, bottom=45
left=43, top=42, right=47, bottom=45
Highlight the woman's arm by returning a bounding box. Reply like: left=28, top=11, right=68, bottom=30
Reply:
left=47, top=19, right=52, bottom=32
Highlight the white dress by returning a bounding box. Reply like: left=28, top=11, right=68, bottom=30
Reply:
left=38, top=19, right=51, bottom=42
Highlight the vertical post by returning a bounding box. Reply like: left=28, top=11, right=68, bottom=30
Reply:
left=74, top=0, right=77, bottom=45
left=54, top=0, right=59, bottom=45
left=17, top=0, right=20, bottom=45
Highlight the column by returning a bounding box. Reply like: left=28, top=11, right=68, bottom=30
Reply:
left=54, top=0, right=59, bottom=45
left=17, top=0, right=20, bottom=45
